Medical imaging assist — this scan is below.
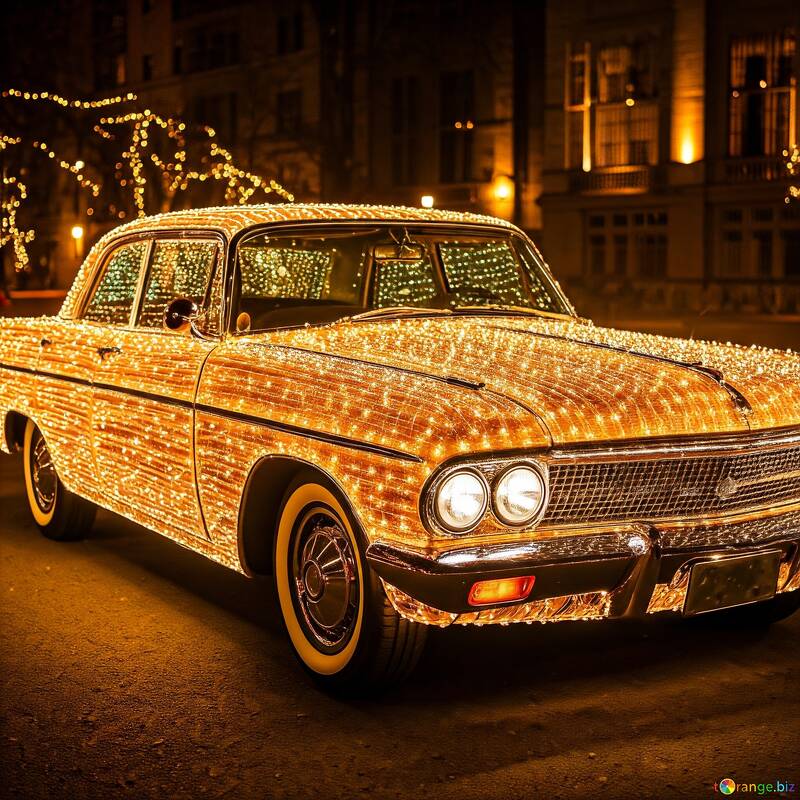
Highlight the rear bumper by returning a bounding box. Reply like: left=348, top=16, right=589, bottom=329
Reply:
left=366, top=508, right=800, bottom=625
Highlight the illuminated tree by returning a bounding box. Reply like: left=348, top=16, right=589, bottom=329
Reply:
left=0, top=88, right=294, bottom=273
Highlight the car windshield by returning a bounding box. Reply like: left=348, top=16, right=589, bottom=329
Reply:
left=234, top=224, right=572, bottom=332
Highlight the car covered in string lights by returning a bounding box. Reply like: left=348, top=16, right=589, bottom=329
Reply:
left=1, top=204, right=799, bottom=691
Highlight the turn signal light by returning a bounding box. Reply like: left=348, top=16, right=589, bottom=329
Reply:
left=468, top=576, right=535, bottom=607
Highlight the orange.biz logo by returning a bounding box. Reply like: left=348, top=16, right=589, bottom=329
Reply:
left=715, top=778, right=797, bottom=795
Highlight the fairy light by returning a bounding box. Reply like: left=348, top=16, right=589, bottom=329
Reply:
left=785, top=145, right=800, bottom=202
left=1, top=204, right=798, bottom=627
left=0, top=89, right=294, bottom=271
left=439, top=241, right=527, bottom=306
left=0, top=135, right=34, bottom=271
left=31, top=139, right=101, bottom=195
left=1, top=88, right=138, bottom=108
left=239, top=246, right=331, bottom=298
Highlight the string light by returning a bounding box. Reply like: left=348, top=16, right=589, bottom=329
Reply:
left=1, top=204, right=798, bottom=628
left=785, top=145, right=799, bottom=202
left=31, top=139, right=101, bottom=195
left=0, top=135, right=34, bottom=271
left=0, top=88, right=295, bottom=272
left=98, top=107, right=294, bottom=215
left=2, top=88, right=138, bottom=108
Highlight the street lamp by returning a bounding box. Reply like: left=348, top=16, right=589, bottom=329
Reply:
left=71, top=224, right=84, bottom=259
left=492, top=175, right=514, bottom=201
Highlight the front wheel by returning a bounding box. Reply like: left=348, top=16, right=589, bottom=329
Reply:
left=274, top=474, right=427, bottom=693
left=23, top=420, right=96, bottom=541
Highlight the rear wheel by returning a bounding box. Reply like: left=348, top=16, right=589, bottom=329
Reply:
left=273, top=474, right=426, bottom=693
left=23, top=420, right=96, bottom=541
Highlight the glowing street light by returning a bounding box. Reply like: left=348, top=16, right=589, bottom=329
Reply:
left=420, top=195, right=434, bottom=208
left=71, top=224, right=85, bottom=259
left=492, top=175, right=514, bottom=201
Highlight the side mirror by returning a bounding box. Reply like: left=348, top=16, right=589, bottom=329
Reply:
left=164, top=297, right=200, bottom=333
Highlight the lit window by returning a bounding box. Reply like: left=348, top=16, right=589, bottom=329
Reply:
left=728, top=33, right=796, bottom=157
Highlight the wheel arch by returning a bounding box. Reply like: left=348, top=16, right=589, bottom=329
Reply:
left=2, top=409, right=28, bottom=453
left=237, top=455, right=362, bottom=577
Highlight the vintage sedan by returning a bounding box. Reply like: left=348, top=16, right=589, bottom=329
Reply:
left=1, top=204, right=799, bottom=690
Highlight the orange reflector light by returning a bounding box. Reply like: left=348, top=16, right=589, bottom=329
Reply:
left=468, top=576, right=535, bottom=607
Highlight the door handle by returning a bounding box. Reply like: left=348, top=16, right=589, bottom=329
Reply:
left=97, top=346, right=122, bottom=361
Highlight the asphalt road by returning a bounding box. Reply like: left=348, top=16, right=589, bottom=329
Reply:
left=1, top=454, right=799, bottom=800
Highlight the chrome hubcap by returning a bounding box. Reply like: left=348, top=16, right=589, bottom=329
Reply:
left=291, top=510, right=359, bottom=652
left=31, top=433, right=57, bottom=513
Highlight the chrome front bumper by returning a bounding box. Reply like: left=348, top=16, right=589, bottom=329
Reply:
left=366, top=508, right=800, bottom=627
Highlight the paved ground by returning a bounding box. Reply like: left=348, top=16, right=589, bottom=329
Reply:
left=1, top=454, right=799, bottom=800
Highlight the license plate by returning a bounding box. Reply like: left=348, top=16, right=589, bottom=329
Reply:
left=683, top=551, right=781, bottom=617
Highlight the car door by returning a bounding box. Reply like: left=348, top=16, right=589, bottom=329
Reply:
left=35, top=239, right=150, bottom=503
left=90, top=234, right=224, bottom=541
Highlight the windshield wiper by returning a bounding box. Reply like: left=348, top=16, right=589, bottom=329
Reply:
left=337, top=307, right=454, bottom=324
left=452, top=304, right=553, bottom=318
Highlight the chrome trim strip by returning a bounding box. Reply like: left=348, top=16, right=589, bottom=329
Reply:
left=543, top=425, right=800, bottom=464
left=372, top=508, right=800, bottom=623
left=194, top=404, right=422, bottom=462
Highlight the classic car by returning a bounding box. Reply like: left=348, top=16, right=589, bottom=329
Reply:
left=1, top=204, right=799, bottom=691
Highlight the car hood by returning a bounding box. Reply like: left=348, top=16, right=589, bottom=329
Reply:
left=265, top=315, right=800, bottom=445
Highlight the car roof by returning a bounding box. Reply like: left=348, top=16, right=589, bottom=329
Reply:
left=59, top=204, right=523, bottom=319
left=104, top=203, right=518, bottom=239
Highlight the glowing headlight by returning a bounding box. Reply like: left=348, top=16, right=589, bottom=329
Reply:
left=493, top=464, right=547, bottom=527
left=434, top=470, right=489, bottom=533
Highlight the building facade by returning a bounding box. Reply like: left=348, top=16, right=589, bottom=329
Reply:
left=1, top=0, right=798, bottom=316
left=540, top=0, right=800, bottom=317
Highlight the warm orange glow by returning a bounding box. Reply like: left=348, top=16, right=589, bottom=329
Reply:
left=0, top=204, right=798, bottom=633
left=491, top=175, right=514, bottom=201
left=468, top=576, right=535, bottom=606
left=670, top=0, right=705, bottom=164
left=680, top=136, right=696, bottom=165
left=71, top=224, right=84, bottom=240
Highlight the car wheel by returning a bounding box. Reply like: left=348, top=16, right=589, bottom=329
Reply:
left=23, top=420, right=97, bottom=541
left=274, top=473, right=427, bottom=693
left=697, top=591, right=800, bottom=628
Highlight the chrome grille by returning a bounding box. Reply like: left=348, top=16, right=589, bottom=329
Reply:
left=543, top=445, right=800, bottom=525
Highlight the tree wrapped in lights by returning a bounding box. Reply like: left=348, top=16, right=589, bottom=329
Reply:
left=0, top=135, right=34, bottom=271
left=0, top=88, right=294, bottom=273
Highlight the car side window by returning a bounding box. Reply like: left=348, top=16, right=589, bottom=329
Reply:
left=83, top=241, right=149, bottom=325
left=137, top=240, right=220, bottom=330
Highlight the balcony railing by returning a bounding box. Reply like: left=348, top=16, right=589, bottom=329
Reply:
left=569, top=165, right=652, bottom=194
left=720, top=156, right=788, bottom=184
